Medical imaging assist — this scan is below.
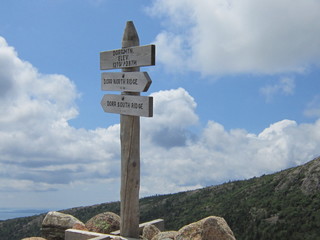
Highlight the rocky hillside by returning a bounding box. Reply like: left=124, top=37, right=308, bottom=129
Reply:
left=1, top=156, right=320, bottom=240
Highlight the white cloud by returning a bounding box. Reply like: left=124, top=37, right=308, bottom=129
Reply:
left=140, top=118, right=320, bottom=195
left=142, top=88, right=198, bottom=148
left=260, top=77, right=295, bottom=102
left=147, top=87, right=198, bottom=129
left=153, top=32, right=186, bottom=73
left=1, top=36, right=320, bottom=207
left=147, top=0, right=320, bottom=75
left=0, top=36, right=120, bottom=192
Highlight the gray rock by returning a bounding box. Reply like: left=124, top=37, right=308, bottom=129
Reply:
left=21, top=238, right=47, bottom=240
left=41, top=211, right=85, bottom=240
left=142, top=224, right=161, bottom=240
left=175, top=216, right=236, bottom=240
left=151, top=231, right=177, bottom=240
left=85, top=212, right=120, bottom=234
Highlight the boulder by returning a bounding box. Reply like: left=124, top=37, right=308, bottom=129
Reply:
left=85, top=212, right=120, bottom=234
left=41, top=211, right=85, bottom=240
left=151, top=231, right=177, bottom=240
left=175, top=216, right=236, bottom=240
left=21, top=238, right=47, bottom=240
left=142, top=224, right=161, bottom=240
left=72, top=222, right=88, bottom=231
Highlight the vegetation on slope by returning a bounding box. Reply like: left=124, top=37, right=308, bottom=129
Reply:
left=1, top=157, right=319, bottom=240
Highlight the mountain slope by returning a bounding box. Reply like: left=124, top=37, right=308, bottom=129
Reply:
left=1, top=157, right=320, bottom=240
left=138, top=157, right=320, bottom=239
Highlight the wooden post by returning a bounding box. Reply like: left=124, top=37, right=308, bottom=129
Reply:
left=120, top=21, right=140, bottom=238
left=100, top=20, right=154, bottom=238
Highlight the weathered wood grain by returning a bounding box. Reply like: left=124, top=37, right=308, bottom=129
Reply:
left=120, top=21, right=141, bottom=239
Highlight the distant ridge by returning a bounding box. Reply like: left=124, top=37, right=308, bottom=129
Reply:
left=0, top=208, right=50, bottom=221
left=1, top=156, right=320, bottom=240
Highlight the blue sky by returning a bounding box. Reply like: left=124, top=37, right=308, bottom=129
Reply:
left=0, top=0, right=320, bottom=219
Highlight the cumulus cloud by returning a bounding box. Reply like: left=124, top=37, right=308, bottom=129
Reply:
left=0, top=37, right=120, bottom=192
left=260, top=77, right=295, bottom=102
left=1, top=36, right=320, bottom=201
left=147, top=0, right=320, bottom=75
left=143, top=88, right=198, bottom=148
left=140, top=118, right=320, bottom=196
left=153, top=32, right=190, bottom=73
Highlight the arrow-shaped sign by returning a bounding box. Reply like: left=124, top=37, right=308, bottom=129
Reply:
left=101, top=72, right=152, bottom=92
left=101, top=94, right=153, bottom=117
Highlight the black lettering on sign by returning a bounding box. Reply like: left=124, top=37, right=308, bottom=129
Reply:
left=104, top=78, right=112, bottom=84
left=117, top=102, right=130, bottom=108
left=131, top=103, right=143, bottom=109
left=127, top=79, right=138, bottom=85
left=118, top=55, right=129, bottom=61
left=113, top=48, right=134, bottom=56
left=123, top=60, right=137, bottom=67
left=106, top=101, right=116, bottom=106
left=113, top=62, right=123, bottom=68
left=113, top=79, right=120, bottom=84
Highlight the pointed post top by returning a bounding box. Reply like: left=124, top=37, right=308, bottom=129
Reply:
left=122, top=21, right=140, bottom=72
left=122, top=21, right=140, bottom=48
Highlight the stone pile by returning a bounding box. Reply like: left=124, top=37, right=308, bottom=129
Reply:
left=142, top=216, right=236, bottom=240
left=26, top=211, right=236, bottom=240
left=39, top=211, right=120, bottom=240
left=21, top=238, right=47, bottom=240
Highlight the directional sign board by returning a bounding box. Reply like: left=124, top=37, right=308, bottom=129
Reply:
left=101, top=94, right=153, bottom=117
left=101, top=72, right=152, bottom=92
left=100, top=45, right=155, bottom=70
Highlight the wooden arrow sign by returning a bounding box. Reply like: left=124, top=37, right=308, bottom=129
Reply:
left=101, top=72, right=152, bottom=92
left=100, top=44, right=155, bottom=70
left=101, top=94, right=153, bottom=117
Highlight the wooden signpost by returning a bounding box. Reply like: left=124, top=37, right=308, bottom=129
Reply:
left=100, top=21, right=155, bottom=239
left=101, top=72, right=152, bottom=92
left=100, top=44, right=155, bottom=70
left=101, top=94, right=153, bottom=117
